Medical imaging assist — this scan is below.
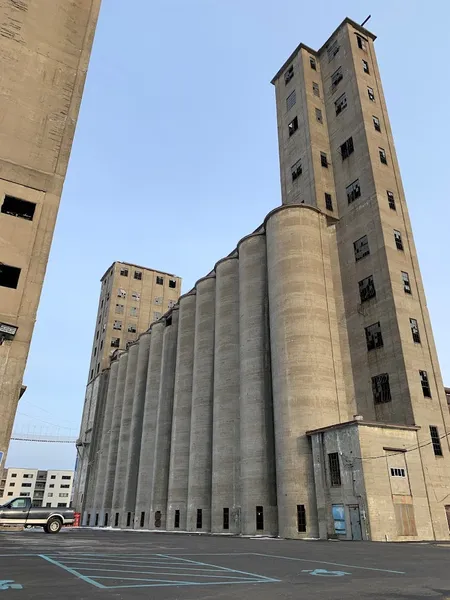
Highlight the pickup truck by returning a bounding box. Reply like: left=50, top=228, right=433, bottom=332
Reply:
left=0, top=497, right=74, bottom=533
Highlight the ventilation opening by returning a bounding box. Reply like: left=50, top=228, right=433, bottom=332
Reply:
left=127, top=512, right=131, bottom=527
left=155, top=511, right=162, bottom=528
left=114, top=513, right=119, bottom=527
left=140, top=511, right=145, bottom=528
left=174, top=510, right=180, bottom=529
left=1, top=195, right=36, bottom=221
left=94, top=513, right=99, bottom=527
left=104, top=513, right=109, bottom=527
left=87, top=513, right=91, bottom=526
left=256, top=506, right=264, bottom=531
left=196, top=509, right=202, bottom=529
left=0, top=264, right=21, bottom=289
left=297, top=505, right=306, bottom=533
left=223, top=508, right=229, bottom=530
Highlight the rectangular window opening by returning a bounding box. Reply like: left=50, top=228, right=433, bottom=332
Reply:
left=174, top=510, right=180, bottom=529
left=315, top=107, right=323, bottom=123
left=387, top=190, right=396, bottom=210
left=410, top=318, right=421, bottom=344
left=331, top=67, right=343, bottom=89
left=256, top=506, right=264, bottom=531
left=0, top=264, right=21, bottom=289
left=286, top=90, right=296, bottom=111
left=368, top=87, right=375, bottom=101
left=297, top=505, right=307, bottom=532
left=114, top=513, right=119, bottom=527
left=154, top=510, right=162, bottom=528
left=169, top=279, right=177, bottom=289
left=156, top=275, right=164, bottom=285
left=196, top=509, right=203, bottom=529
left=223, top=507, right=230, bottom=530
left=111, top=337, right=120, bottom=348
left=357, top=35, right=367, bottom=51
left=284, top=65, right=294, bottom=84
left=362, top=59, right=370, bottom=73
left=359, top=275, right=376, bottom=302
left=328, top=452, right=342, bottom=486
left=379, top=147, right=388, bottom=164
left=373, top=115, right=381, bottom=132
left=340, top=136, right=354, bottom=160
left=327, top=40, right=340, bottom=61
left=140, top=511, right=145, bottom=527
left=325, top=193, right=333, bottom=211
left=313, top=82, right=320, bottom=97
left=346, top=179, right=361, bottom=204
left=291, top=159, right=302, bottom=182
left=320, top=152, right=328, bottom=168
left=353, top=235, right=370, bottom=261
left=134, top=271, right=142, bottom=280
left=420, top=370, right=432, bottom=398
left=402, top=271, right=412, bottom=295
left=95, top=513, right=99, bottom=526
left=126, top=512, right=131, bottom=527
left=335, top=92, right=347, bottom=115
left=120, top=268, right=128, bottom=277
left=394, top=230, right=404, bottom=251
left=372, top=373, right=391, bottom=404
left=1, top=195, right=36, bottom=221
left=309, top=56, right=316, bottom=70
left=365, top=321, right=383, bottom=351
left=430, top=426, right=443, bottom=456
left=104, top=513, right=109, bottom=527
left=288, top=116, right=298, bottom=137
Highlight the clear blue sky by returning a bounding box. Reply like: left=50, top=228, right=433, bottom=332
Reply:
left=7, top=0, right=450, bottom=469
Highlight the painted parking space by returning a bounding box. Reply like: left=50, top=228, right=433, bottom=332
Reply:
left=38, top=553, right=280, bottom=589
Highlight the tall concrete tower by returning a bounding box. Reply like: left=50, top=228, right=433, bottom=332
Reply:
left=0, top=0, right=102, bottom=468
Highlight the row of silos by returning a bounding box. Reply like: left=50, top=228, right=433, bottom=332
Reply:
left=82, top=205, right=346, bottom=538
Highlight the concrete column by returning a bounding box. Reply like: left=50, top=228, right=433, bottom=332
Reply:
left=91, top=361, right=119, bottom=526
left=123, top=332, right=151, bottom=526
left=266, top=205, right=341, bottom=539
left=150, top=309, right=179, bottom=530
left=112, top=343, right=139, bottom=527
left=167, top=292, right=196, bottom=531
left=211, top=258, right=241, bottom=533
left=134, top=321, right=165, bottom=529
left=238, top=233, right=278, bottom=536
left=102, top=352, right=128, bottom=524
left=187, top=276, right=216, bottom=532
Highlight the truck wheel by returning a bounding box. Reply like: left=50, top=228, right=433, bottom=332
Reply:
left=45, top=518, right=62, bottom=534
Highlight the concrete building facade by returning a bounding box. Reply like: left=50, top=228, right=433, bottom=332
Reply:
left=0, top=468, right=74, bottom=508
left=0, top=0, right=102, bottom=471
left=77, top=18, right=450, bottom=541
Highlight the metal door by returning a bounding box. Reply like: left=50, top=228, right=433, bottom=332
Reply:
left=348, top=505, right=362, bottom=540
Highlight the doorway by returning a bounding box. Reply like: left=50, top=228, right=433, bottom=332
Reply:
left=348, top=505, right=362, bottom=540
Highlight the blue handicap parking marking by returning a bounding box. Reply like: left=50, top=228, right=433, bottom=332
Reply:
left=0, top=580, right=23, bottom=590
left=39, top=553, right=280, bottom=589
left=302, top=569, right=351, bottom=577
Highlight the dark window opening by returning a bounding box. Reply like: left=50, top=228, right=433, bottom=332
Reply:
left=174, top=510, right=180, bottom=529
left=111, top=337, right=120, bottom=348
left=291, top=159, right=302, bottom=182
left=196, top=509, right=203, bottom=529
left=120, top=268, right=128, bottom=277
left=331, top=67, right=343, bottom=89
left=354, top=235, right=370, bottom=261
left=390, top=468, right=406, bottom=477
left=90, top=369, right=93, bottom=380
left=359, top=275, right=376, bottom=302
left=327, top=40, right=340, bottom=61
left=169, top=278, right=177, bottom=289
left=156, top=275, right=164, bottom=285
left=368, top=87, right=375, bottom=101
left=379, top=148, right=388, bottom=164
left=155, top=511, right=162, bottom=528
left=165, top=315, right=173, bottom=327
left=335, top=93, right=347, bottom=115
left=394, top=230, right=404, bottom=251
left=430, top=426, right=443, bottom=456
left=223, top=508, right=229, bottom=530
left=288, top=116, right=298, bottom=137
left=387, top=190, right=396, bottom=210
left=104, top=513, right=109, bottom=527
left=95, top=513, right=99, bottom=526
left=313, top=82, right=320, bottom=97
left=140, top=511, right=145, bottom=527
left=127, top=512, right=131, bottom=527
left=1, top=195, right=36, bottom=221
left=365, top=321, right=383, bottom=351
left=310, top=56, right=316, bottom=70
left=297, top=505, right=307, bottom=532
left=420, top=370, right=432, bottom=398
left=134, top=271, right=142, bottom=280
left=372, top=373, right=391, bottom=404
left=410, top=318, right=421, bottom=344
left=328, top=452, right=342, bottom=486
left=315, top=107, right=323, bottom=123
left=373, top=115, right=381, bottom=132
left=320, top=152, right=328, bottom=168
left=362, top=59, right=370, bottom=73
left=346, top=179, right=361, bottom=204
left=114, top=513, right=119, bottom=527
left=256, top=506, right=264, bottom=531
left=286, top=90, right=296, bottom=111
left=0, top=263, right=21, bottom=289
left=325, top=193, right=333, bottom=211
left=357, top=35, right=367, bottom=51
left=128, top=325, right=137, bottom=333
left=284, top=65, right=294, bottom=85
left=340, top=136, right=354, bottom=160
left=402, top=271, right=412, bottom=295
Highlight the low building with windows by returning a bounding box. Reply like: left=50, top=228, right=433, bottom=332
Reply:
left=0, top=468, right=74, bottom=508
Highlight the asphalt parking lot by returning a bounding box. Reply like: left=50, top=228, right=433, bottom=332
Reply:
left=1, top=529, right=450, bottom=599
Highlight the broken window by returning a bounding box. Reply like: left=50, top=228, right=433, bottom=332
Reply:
left=335, top=93, right=347, bottom=115
left=372, top=373, right=391, bottom=404
left=394, top=230, right=404, bottom=251
left=362, top=59, right=370, bottom=74
left=368, top=87, right=375, bottom=101
left=120, top=268, right=128, bottom=277
left=357, top=35, right=367, bottom=51
left=111, top=337, right=120, bottom=348
left=313, top=82, right=320, bottom=97
left=373, top=115, right=381, bottom=132
left=325, top=193, right=333, bottom=211
left=327, top=40, right=340, bottom=61
left=320, top=152, right=328, bottom=168
left=286, top=90, right=296, bottom=111
left=169, top=279, right=177, bottom=289
left=115, top=304, right=124, bottom=314
left=284, top=65, right=294, bottom=84
left=130, top=306, right=138, bottom=316
left=328, top=453, right=341, bottom=486
left=379, top=147, right=388, bottom=165
left=387, top=190, right=396, bottom=210
left=359, top=275, right=376, bottom=302
left=310, top=56, right=316, bottom=70
left=291, top=159, right=302, bottom=182
left=430, top=425, right=442, bottom=456
left=117, top=288, right=126, bottom=298
left=1, top=195, right=36, bottom=221
left=288, top=116, right=298, bottom=137
left=331, top=67, right=343, bottom=89
left=365, top=321, right=383, bottom=351
left=410, top=318, right=421, bottom=344
left=132, top=291, right=140, bottom=301
left=128, top=325, right=137, bottom=333
left=340, top=136, right=354, bottom=160
left=156, top=275, right=164, bottom=285
left=113, top=320, right=122, bottom=330
left=353, top=235, right=370, bottom=261
left=420, top=370, right=432, bottom=398
left=315, top=107, right=323, bottom=123
left=402, top=271, right=412, bottom=294
left=346, top=179, right=361, bottom=204
left=0, top=263, right=21, bottom=289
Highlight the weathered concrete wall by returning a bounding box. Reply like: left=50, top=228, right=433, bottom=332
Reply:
left=167, top=293, right=196, bottom=531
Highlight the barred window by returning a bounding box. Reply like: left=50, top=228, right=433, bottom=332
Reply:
left=387, top=190, right=396, bottom=210
left=402, top=271, right=412, bottom=294
left=390, top=468, right=405, bottom=477
left=328, top=453, right=341, bottom=486
left=372, top=373, right=391, bottom=404
left=365, top=322, right=383, bottom=351
left=430, top=426, right=443, bottom=456
left=420, top=370, right=431, bottom=398
left=325, top=193, right=333, bottom=211
left=320, top=152, right=328, bottom=168
left=353, top=235, right=370, bottom=261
